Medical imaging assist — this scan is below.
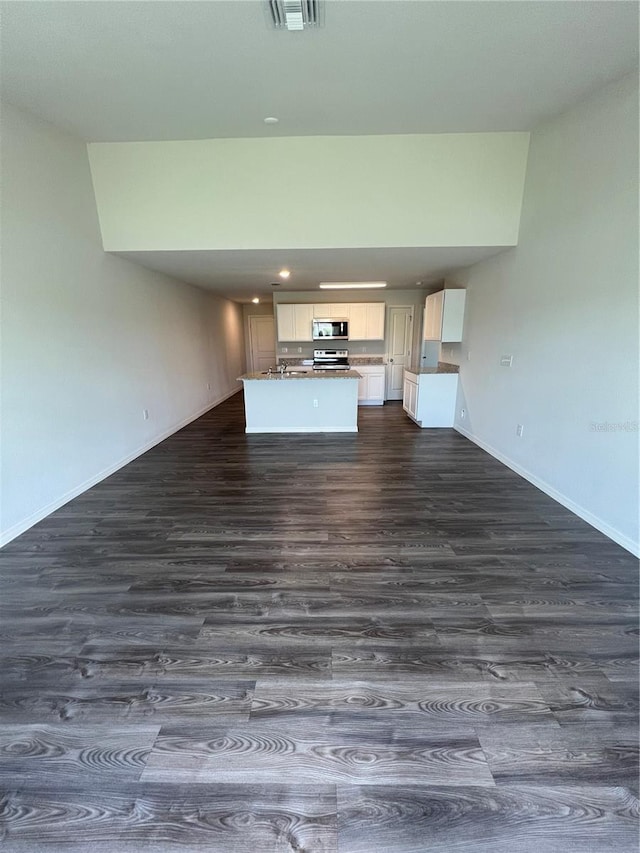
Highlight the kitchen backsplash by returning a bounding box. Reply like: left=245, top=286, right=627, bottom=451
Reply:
left=278, top=355, right=385, bottom=366
left=278, top=341, right=385, bottom=360
left=439, top=342, right=463, bottom=366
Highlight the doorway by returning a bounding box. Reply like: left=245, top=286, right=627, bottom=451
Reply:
left=248, top=315, right=276, bottom=372
left=385, top=306, right=413, bottom=400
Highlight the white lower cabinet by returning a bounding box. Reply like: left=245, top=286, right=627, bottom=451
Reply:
left=402, top=373, right=418, bottom=419
left=356, top=365, right=385, bottom=406
left=402, top=369, right=458, bottom=427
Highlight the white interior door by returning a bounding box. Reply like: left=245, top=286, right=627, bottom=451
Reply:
left=249, top=315, right=276, bottom=372
left=385, top=307, right=413, bottom=400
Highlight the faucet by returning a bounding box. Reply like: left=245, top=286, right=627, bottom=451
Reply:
left=279, top=363, right=286, bottom=376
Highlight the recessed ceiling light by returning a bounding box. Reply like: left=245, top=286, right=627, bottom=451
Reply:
left=264, top=117, right=279, bottom=124
left=319, top=282, right=387, bottom=290
left=279, top=268, right=290, bottom=279
left=252, top=297, right=260, bottom=304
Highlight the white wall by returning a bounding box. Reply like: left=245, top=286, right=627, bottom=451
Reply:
left=452, top=74, right=639, bottom=555
left=88, top=132, right=529, bottom=251
left=0, top=102, right=245, bottom=545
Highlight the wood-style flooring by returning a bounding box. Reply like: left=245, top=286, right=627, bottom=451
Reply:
left=1, top=393, right=638, bottom=851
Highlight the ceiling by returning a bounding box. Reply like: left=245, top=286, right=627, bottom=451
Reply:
left=1, top=1, right=637, bottom=301
left=1, top=1, right=637, bottom=141
left=116, top=246, right=509, bottom=300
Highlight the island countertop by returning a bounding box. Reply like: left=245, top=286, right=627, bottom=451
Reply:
left=238, top=370, right=361, bottom=381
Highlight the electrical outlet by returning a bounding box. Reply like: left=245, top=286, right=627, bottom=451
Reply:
left=361, top=346, right=367, bottom=353
left=500, top=355, right=513, bottom=367
left=467, top=350, right=471, bottom=361
left=281, top=347, right=288, bottom=354
left=297, top=347, right=302, bottom=353
left=516, top=424, right=524, bottom=437
left=460, top=408, right=466, bottom=419
left=142, top=409, right=149, bottom=420
left=313, top=399, right=319, bottom=408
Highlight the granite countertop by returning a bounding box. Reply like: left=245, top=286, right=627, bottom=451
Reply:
left=346, top=357, right=385, bottom=365
left=238, top=370, right=362, bottom=381
left=407, top=362, right=460, bottom=375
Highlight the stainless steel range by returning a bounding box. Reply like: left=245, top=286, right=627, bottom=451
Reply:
left=313, top=349, right=350, bottom=370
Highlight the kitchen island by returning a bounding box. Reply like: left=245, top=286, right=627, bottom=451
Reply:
left=238, top=370, right=361, bottom=433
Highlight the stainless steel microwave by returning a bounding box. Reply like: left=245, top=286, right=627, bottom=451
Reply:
left=312, top=319, right=349, bottom=340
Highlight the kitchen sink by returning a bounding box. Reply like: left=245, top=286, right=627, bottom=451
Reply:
left=260, top=370, right=307, bottom=376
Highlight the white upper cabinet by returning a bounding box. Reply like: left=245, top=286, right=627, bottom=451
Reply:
left=313, top=303, right=350, bottom=320
left=348, top=302, right=385, bottom=340
left=276, top=303, right=314, bottom=341
left=423, top=291, right=443, bottom=341
left=294, top=304, right=314, bottom=340
left=423, top=289, right=466, bottom=342
left=348, top=304, right=366, bottom=339
left=277, top=301, right=385, bottom=341
left=367, top=303, right=386, bottom=340
left=276, top=304, right=295, bottom=341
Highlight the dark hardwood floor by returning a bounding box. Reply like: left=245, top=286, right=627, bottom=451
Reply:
left=1, top=393, right=638, bottom=851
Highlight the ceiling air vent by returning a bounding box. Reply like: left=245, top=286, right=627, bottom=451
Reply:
left=268, top=0, right=323, bottom=31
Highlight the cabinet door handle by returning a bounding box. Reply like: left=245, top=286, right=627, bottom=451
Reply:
left=389, top=358, right=394, bottom=363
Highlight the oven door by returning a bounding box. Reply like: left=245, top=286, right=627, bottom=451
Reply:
left=313, top=353, right=349, bottom=370
left=313, top=360, right=343, bottom=370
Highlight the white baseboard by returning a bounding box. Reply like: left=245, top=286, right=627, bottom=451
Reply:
left=455, top=424, right=640, bottom=557
left=0, top=386, right=241, bottom=548
left=245, top=426, right=358, bottom=433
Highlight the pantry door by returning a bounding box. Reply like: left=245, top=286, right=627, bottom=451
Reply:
left=248, top=315, right=276, bottom=372
left=385, top=307, right=413, bottom=400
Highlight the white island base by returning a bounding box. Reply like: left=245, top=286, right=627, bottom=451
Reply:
left=239, top=372, right=360, bottom=433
